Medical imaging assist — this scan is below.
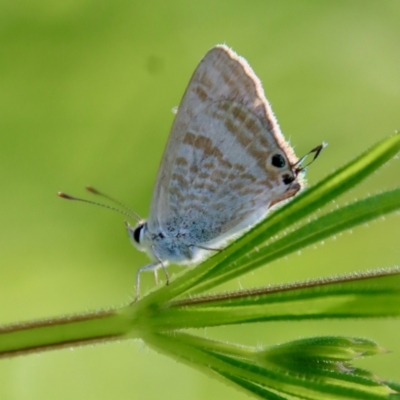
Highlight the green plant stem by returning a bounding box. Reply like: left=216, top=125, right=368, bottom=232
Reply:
left=0, top=308, right=134, bottom=357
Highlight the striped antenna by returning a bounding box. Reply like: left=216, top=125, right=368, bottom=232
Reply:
left=57, top=189, right=142, bottom=223
left=85, top=186, right=142, bottom=222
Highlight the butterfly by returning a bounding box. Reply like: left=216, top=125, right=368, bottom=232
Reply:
left=59, top=45, right=322, bottom=300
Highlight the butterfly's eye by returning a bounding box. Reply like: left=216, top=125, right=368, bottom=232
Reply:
left=282, top=174, right=295, bottom=185
left=271, top=154, right=286, bottom=168
left=133, top=224, right=144, bottom=244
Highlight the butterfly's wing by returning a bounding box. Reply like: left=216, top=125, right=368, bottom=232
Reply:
left=148, top=45, right=301, bottom=248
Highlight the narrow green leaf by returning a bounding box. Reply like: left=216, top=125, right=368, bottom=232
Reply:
left=144, top=268, right=400, bottom=329
left=217, top=373, right=288, bottom=400
left=263, top=336, right=386, bottom=362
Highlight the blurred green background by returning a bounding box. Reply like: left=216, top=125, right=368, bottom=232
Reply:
left=1, top=1, right=399, bottom=399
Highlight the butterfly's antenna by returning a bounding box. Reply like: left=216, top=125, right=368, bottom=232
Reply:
left=57, top=192, right=141, bottom=222
left=294, top=142, right=327, bottom=172
left=85, top=186, right=142, bottom=222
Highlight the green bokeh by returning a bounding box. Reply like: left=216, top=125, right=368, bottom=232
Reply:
left=1, top=1, right=399, bottom=399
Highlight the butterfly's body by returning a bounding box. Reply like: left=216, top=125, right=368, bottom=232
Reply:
left=126, top=45, right=304, bottom=295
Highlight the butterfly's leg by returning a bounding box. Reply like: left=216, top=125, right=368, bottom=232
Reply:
left=151, top=246, right=170, bottom=286
left=160, top=261, right=169, bottom=285
left=153, top=269, right=159, bottom=285
left=134, top=262, right=159, bottom=301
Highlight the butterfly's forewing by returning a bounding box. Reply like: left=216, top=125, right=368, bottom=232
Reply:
left=148, top=45, right=301, bottom=248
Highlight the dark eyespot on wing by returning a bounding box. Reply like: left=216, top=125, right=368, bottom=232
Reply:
left=271, top=154, right=286, bottom=168
left=282, top=174, right=295, bottom=185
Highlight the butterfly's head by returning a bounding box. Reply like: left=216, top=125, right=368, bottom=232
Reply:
left=126, top=220, right=148, bottom=253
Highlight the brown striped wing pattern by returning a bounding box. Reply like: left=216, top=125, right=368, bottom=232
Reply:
left=148, top=45, right=302, bottom=254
